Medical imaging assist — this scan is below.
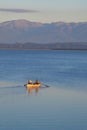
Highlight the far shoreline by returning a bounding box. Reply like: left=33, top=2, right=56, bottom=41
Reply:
left=0, top=42, right=87, bottom=50
left=0, top=48, right=87, bottom=51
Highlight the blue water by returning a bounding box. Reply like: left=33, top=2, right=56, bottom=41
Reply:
left=0, top=50, right=87, bottom=130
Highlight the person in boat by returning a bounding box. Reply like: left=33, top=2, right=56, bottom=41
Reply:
left=35, top=80, right=40, bottom=84
left=28, top=80, right=33, bottom=84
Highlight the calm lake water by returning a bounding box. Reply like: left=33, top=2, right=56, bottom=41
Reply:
left=0, top=50, right=87, bottom=130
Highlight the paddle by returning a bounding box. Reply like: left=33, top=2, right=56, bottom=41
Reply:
left=41, top=83, right=50, bottom=87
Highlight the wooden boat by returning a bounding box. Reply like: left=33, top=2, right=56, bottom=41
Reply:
left=25, top=83, right=41, bottom=88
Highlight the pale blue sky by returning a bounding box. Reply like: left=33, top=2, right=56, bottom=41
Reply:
left=0, top=0, right=87, bottom=23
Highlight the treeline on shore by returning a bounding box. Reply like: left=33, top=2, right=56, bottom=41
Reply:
left=0, top=42, right=87, bottom=50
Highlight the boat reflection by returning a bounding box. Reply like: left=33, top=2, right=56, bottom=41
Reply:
left=26, top=87, right=39, bottom=94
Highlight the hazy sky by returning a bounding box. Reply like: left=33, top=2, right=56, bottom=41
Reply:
left=0, top=0, right=87, bottom=23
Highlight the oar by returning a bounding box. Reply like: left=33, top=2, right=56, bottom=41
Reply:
left=41, top=83, right=50, bottom=87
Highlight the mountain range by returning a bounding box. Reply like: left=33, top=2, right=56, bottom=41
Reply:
left=0, top=19, right=87, bottom=44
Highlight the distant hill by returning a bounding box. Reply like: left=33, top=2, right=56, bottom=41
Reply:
left=0, top=19, right=87, bottom=44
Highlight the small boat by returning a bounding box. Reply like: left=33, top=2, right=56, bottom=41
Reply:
left=24, top=80, right=49, bottom=89
left=25, top=83, right=41, bottom=88
left=24, top=80, right=41, bottom=88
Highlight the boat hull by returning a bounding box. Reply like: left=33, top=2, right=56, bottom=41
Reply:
left=26, top=83, right=41, bottom=88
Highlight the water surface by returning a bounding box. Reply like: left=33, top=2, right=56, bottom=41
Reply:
left=0, top=50, right=87, bottom=130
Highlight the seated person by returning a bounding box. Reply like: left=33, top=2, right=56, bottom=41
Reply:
left=35, top=80, right=40, bottom=84
left=28, top=80, right=33, bottom=84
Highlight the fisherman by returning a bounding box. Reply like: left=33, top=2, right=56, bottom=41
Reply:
left=28, top=80, right=33, bottom=84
